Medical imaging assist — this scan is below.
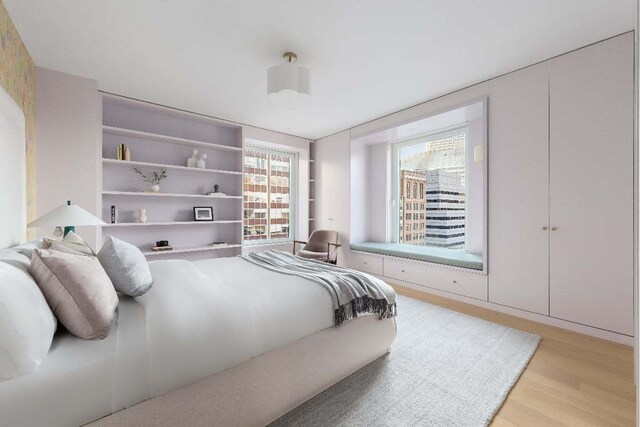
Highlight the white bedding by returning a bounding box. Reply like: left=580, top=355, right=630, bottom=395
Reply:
left=0, top=256, right=362, bottom=427
left=140, top=257, right=334, bottom=396
left=0, top=297, right=148, bottom=427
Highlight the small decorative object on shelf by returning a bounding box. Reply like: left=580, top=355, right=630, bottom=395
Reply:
left=156, top=240, right=169, bottom=247
left=137, top=208, right=147, bottom=224
left=151, top=244, right=173, bottom=252
left=133, top=168, right=167, bottom=193
left=193, top=206, right=214, bottom=221
left=207, top=184, right=226, bottom=197
left=196, top=153, right=207, bottom=169
left=209, top=241, right=228, bottom=247
left=111, top=205, right=118, bottom=224
left=117, top=144, right=131, bottom=161
left=187, top=149, right=199, bottom=168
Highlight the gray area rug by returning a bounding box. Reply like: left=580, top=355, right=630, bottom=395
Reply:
left=271, top=295, right=540, bottom=427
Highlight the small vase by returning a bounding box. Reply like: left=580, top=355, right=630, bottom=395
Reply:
left=187, top=149, right=199, bottom=168
left=196, top=153, right=207, bottom=169
left=138, top=208, right=147, bottom=224
left=150, top=184, right=160, bottom=193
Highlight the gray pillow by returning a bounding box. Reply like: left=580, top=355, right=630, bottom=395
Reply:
left=30, top=249, right=117, bottom=340
left=98, top=236, right=153, bottom=297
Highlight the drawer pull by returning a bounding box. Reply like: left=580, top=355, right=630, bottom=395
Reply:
left=363, top=261, right=367, bottom=265
left=453, top=280, right=458, bottom=284
left=401, top=269, right=405, bottom=273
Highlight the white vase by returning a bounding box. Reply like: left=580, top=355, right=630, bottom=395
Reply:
left=150, top=184, right=160, bottom=193
left=187, top=149, right=199, bottom=168
left=138, top=209, right=147, bottom=223
left=196, top=153, right=207, bottom=169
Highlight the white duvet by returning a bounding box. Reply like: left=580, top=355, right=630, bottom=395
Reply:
left=0, top=256, right=336, bottom=427
left=140, top=256, right=335, bottom=396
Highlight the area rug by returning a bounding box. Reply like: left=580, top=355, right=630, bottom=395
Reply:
left=270, top=295, right=540, bottom=426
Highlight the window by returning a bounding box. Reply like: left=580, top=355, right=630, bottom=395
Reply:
left=394, top=126, right=467, bottom=249
left=243, top=148, right=296, bottom=242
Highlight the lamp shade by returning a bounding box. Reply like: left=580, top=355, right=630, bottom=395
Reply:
left=267, top=52, right=310, bottom=109
left=28, top=201, right=104, bottom=228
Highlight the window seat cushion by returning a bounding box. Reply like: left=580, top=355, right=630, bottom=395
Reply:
left=350, top=242, right=483, bottom=271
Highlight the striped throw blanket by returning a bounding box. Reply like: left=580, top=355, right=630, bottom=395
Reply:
left=242, top=250, right=397, bottom=326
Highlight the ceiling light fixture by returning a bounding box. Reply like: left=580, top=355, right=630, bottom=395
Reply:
left=267, top=52, right=310, bottom=109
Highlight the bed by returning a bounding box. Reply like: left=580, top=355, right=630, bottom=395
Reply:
left=0, top=253, right=397, bottom=427
left=0, top=82, right=396, bottom=426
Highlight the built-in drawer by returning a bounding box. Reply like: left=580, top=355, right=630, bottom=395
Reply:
left=346, top=251, right=383, bottom=276
left=383, top=257, right=427, bottom=285
left=426, top=265, right=487, bottom=300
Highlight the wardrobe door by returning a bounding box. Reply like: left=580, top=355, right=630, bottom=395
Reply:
left=488, top=63, right=550, bottom=314
left=549, top=33, right=634, bottom=335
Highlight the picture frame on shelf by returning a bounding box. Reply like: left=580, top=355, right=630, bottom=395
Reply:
left=193, top=207, right=214, bottom=221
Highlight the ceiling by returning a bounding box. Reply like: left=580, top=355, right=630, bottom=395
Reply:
left=5, top=0, right=634, bottom=140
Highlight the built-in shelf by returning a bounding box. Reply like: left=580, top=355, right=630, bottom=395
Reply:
left=101, top=92, right=241, bottom=129
left=101, top=93, right=244, bottom=261
left=309, top=218, right=316, bottom=221
left=309, top=160, right=315, bottom=163
left=309, top=179, right=315, bottom=182
left=102, top=158, right=243, bottom=176
left=102, top=220, right=242, bottom=228
left=102, top=191, right=242, bottom=200
left=103, top=125, right=242, bottom=152
left=142, top=244, right=241, bottom=256
left=309, top=199, right=316, bottom=202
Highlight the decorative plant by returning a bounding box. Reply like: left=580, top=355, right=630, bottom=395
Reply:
left=133, top=168, right=167, bottom=185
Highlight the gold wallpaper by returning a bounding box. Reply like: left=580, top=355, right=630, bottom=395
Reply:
left=0, top=0, right=36, bottom=223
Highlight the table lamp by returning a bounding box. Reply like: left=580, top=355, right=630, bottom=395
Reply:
left=28, top=200, right=105, bottom=237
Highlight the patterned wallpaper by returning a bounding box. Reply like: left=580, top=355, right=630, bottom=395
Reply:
left=0, top=0, right=36, bottom=224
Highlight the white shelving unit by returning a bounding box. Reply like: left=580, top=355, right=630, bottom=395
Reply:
left=102, top=191, right=242, bottom=200
left=100, top=93, right=244, bottom=260
left=103, top=125, right=243, bottom=152
left=309, top=141, right=316, bottom=234
left=142, top=244, right=242, bottom=257
left=102, top=220, right=242, bottom=227
left=103, top=158, right=242, bottom=176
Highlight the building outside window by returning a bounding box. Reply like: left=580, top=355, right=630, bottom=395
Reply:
left=244, top=148, right=296, bottom=242
left=396, top=126, right=467, bottom=249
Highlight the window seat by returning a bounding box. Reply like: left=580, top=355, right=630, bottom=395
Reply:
left=350, top=242, right=483, bottom=271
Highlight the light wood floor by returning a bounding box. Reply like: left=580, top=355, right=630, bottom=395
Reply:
left=392, top=284, right=636, bottom=427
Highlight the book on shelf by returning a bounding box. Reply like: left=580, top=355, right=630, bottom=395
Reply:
left=150, top=245, right=173, bottom=252
left=209, top=242, right=228, bottom=247
left=117, top=144, right=131, bottom=161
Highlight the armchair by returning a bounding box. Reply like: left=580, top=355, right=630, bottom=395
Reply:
left=293, top=230, right=342, bottom=264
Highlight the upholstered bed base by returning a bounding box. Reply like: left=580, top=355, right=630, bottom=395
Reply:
left=90, top=315, right=397, bottom=427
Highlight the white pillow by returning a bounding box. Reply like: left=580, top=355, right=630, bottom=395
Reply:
left=43, top=232, right=95, bottom=256
left=11, top=239, right=43, bottom=259
left=98, top=235, right=153, bottom=297
left=0, top=255, right=57, bottom=379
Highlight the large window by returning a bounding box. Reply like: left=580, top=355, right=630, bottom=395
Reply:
left=243, top=148, right=296, bottom=242
left=394, top=126, right=467, bottom=249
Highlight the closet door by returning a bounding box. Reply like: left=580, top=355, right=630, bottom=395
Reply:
left=315, top=130, right=351, bottom=264
left=488, top=63, right=550, bottom=314
left=549, top=33, right=634, bottom=335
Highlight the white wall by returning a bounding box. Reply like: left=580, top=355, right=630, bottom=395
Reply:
left=36, top=67, right=101, bottom=248
left=367, top=143, right=388, bottom=242
left=465, top=117, right=484, bottom=254
left=0, top=84, right=26, bottom=248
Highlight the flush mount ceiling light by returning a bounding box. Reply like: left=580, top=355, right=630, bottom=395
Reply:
left=267, top=52, right=310, bottom=109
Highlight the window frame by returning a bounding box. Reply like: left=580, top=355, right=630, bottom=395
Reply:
left=389, top=124, right=469, bottom=246
left=243, top=145, right=298, bottom=245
